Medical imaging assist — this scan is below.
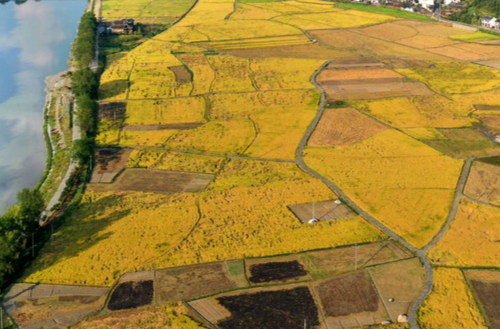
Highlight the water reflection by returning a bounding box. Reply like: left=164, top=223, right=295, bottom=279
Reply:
left=0, top=0, right=86, bottom=212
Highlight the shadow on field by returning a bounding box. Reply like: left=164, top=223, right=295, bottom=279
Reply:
left=24, top=195, right=131, bottom=278
left=98, top=80, right=129, bottom=100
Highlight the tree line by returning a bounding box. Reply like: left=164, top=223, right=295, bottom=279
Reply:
left=73, top=12, right=97, bottom=68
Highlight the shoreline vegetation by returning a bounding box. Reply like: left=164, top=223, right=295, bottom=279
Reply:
left=0, top=1, right=99, bottom=296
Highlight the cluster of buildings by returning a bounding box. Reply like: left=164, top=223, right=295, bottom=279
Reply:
left=98, top=18, right=136, bottom=35
left=481, top=16, right=500, bottom=29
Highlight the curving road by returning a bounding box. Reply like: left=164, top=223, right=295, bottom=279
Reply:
left=296, top=61, right=474, bottom=329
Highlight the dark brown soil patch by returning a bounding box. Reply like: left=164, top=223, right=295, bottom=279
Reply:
left=316, top=272, right=379, bottom=317
left=169, top=66, right=191, bottom=83
left=248, top=261, right=307, bottom=284
left=122, top=123, right=203, bottom=131
left=217, top=287, right=320, bottom=329
left=470, top=280, right=500, bottom=329
left=98, top=102, right=126, bottom=120
left=108, top=280, right=154, bottom=311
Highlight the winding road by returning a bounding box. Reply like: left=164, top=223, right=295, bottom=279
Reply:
left=296, top=61, right=474, bottom=329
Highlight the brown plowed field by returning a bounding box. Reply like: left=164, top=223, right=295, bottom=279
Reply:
left=308, top=108, right=388, bottom=147
left=88, top=169, right=213, bottom=193
left=467, top=272, right=500, bottom=329
left=464, top=161, right=500, bottom=203
left=315, top=272, right=379, bottom=317
left=169, top=66, right=191, bottom=83
left=356, top=22, right=418, bottom=41
left=189, top=298, right=230, bottom=323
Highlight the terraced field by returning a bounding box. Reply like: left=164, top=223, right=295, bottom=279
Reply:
left=10, top=0, right=500, bottom=328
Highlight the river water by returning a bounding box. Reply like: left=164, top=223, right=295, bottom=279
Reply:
left=0, top=0, right=87, bottom=212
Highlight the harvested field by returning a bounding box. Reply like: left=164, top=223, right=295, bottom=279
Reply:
left=317, top=66, right=433, bottom=100
left=122, top=123, right=203, bottom=131
left=317, top=68, right=402, bottom=81
left=88, top=169, right=214, bottom=193
left=248, top=260, right=308, bottom=284
left=300, top=241, right=412, bottom=279
left=216, top=286, right=320, bottom=329
left=108, top=280, right=154, bottom=311
left=396, top=35, right=457, bottom=49
left=225, top=43, right=357, bottom=60
left=91, top=148, right=132, bottom=183
left=155, top=263, right=244, bottom=303
left=477, top=59, right=500, bottom=70
left=356, top=22, right=418, bottom=41
left=169, top=65, right=191, bottom=83
left=98, top=102, right=126, bottom=120
left=307, top=108, right=387, bottom=147
left=288, top=200, right=356, bottom=222
left=368, top=258, right=426, bottom=322
left=474, top=114, right=500, bottom=134
left=72, top=303, right=205, bottom=329
left=466, top=270, right=500, bottom=329
left=3, top=283, right=109, bottom=329
left=189, top=298, right=231, bottom=323
left=316, top=272, right=380, bottom=317
left=464, top=160, right=500, bottom=203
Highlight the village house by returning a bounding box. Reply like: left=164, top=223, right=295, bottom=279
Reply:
left=109, top=18, right=135, bottom=34
left=481, top=16, right=500, bottom=29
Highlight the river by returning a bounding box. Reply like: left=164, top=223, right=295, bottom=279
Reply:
left=0, top=0, right=87, bottom=212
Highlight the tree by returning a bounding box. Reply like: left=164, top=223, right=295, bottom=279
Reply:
left=76, top=95, right=96, bottom=135
left=17, top=188, right=44, bottom=232
left=71, top=68, right=98, bottom=98
left=72, top=139, right=93, bottom=164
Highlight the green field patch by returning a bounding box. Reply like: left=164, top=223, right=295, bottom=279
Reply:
left=339, top=3, right=433, bottom=21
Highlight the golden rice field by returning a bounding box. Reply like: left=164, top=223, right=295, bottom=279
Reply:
left=397, top=62, right=500, bottom=94
left=24, top=160, right=385, bottom=286
left=127, top=148, right=167, bottom=168
left=427, top=200, right=500, bottom=267
left=124, top=98, right=206, bottom=126
left=353, top=96, right=474, bottom=128
left=418, top=268, right=487, bottom=329
left=304, top=129, right=463, bottom=248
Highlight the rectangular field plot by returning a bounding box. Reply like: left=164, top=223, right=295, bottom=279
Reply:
left=314, top=272, right=387, bottom=326
left=317, top=66, right=433, bottom=101
left=88, top=169, right=213, bottom=193
left=91, top=148, right=133, bottom=183
left=215, top=286, right=321, bottom=329
left=288, top=200, right=356, bottom=223
left=367, top=258, right=426, bottom=322
left=245, top=256, right=310, bottom=284
left=189, top=298, right=231, bottom=323
left=464, top=160, right=500, bottom=204
left=156, top=263, right=246, bottom=303
left=300, top=241, right=413, bottom=279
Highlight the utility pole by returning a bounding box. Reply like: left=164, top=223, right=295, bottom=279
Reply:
left=355, top=244, right=358, bottom=271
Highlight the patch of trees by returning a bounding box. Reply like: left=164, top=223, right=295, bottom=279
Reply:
left=73, top=12, right=97, bottom=67
left=450, top=0, right=500, bottom=24
left=0, top=189, right=44, bottom=288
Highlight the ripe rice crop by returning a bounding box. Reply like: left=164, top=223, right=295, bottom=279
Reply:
left=208, top=55, right=256, bottom=92
left=203, top=35, right=311, bottom=50
left=127, top=149, right=167, bottom=168
left=154, top=152, right=224, bottom=174
left=427, top=199, right=500, bottom=267
left=121, top=130, right=179, bottom=147
left=397, top=62, right=500, bottom=94
left=177, top=54, right=215, bottom=95
left=125, top=97, right=206, bottom=126
left=418, top=268, right=487, bottom=329
left=274, top=10, right=395, bottom=29
left=304, top=129, right=463, bottom=248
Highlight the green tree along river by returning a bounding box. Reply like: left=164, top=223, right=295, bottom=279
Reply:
left=0, top=0, right=87, bottom=212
